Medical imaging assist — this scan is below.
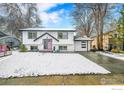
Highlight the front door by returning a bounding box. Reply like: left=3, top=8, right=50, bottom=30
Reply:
left=43, top=39, right=52, bottom=51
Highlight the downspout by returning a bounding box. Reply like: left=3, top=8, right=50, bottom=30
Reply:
left=87, top=40, right=88, bottom=52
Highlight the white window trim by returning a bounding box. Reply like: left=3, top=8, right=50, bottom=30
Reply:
left=28, top=32, right=37, bottom=39
left=58, top=32, right=68, bottom=39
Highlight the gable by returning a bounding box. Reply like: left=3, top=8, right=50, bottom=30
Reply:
left=34, top=32, right=59, bottom=42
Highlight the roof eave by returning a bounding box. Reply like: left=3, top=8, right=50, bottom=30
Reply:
left=74, top=39, right=93, bottom=41
left=19, top=30, right=75, bottom=32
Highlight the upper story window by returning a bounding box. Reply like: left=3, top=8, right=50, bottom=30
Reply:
left=28, top=32, right=37, bottom=39
left=58, top=32, right=68, bottom=39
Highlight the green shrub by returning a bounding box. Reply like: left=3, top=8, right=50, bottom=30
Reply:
left=111, top=48, right=120, bottom=53
left=19, top=44, right=27, bottom=52
left=119, top=50, right=124, bottom=54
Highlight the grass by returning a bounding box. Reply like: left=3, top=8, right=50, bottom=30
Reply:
left=0, top=74, right=124, bottom=85
left=111, top=50, right=124, bottom=54
left=0, top=52, right=124, bottom=85
left=119, top=50, right=124, bottom=54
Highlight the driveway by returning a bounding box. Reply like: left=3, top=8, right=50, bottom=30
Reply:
left=79, top=52, right=124, bottom=74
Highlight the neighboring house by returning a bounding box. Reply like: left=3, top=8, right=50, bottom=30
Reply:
left=19, top=28, right=93, bottom=52
left=91, top=30, right=119, bottom=50
left=0, top=31, right=20, bottom=48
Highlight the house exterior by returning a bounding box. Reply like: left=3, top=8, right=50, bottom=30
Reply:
left=0, top=31, right=20, bottom=48
left=91, top=29, right=120, bottom=51
left=19, top=28, right=92, bottom=52
left=74, top=36, right=93, bottom=51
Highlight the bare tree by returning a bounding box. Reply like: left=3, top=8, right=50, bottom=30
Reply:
left=0, top=4, right=23, bottom=37
left=72, top=4, right=95, bottom=37
left=24, top=3, right=41, bottom=27
left=0, top=3, right=41, bottom=38
left=71, top=3, right=115, bottom=50
left=86, top=3, right=109, bottom=50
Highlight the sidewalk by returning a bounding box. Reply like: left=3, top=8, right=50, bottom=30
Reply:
left=97, top=51, right=124, bottom=61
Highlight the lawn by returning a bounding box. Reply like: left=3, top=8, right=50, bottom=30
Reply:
left=0, top=51, right=109, bottom=78
left=1, top=51, right=124, bottom=85
left=0, top=74, right=124, bottom=85
left=119, top=50, right=124, bottom=54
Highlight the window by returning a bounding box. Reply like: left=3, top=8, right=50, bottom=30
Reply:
left=30, top=46, right=38, bottom=51
left=59, top=46, right=67, bottom=50
left=58, top=32, right=68, bottom=39
left=28, top=32, right=37, bottom=39
left=81, top=41, right=86, bottom=48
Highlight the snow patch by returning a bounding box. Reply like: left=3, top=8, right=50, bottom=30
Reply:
left=97, top=52, right=124, bottom=61
left=0, top=51, right=110, bottom=78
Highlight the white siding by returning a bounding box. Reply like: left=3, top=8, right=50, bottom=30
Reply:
left=74, top=41, right=91, bottom=51
left=22, top=31, right=74, bottom=44
left=55, top=44, right=74, bottom=52
left=54, top=32, right=74, bottom=45
left=25, top=44, right=31, bottom=50
left=67, top=45, right=74, bottom=51
left=22, top=31, right=92, bottom=52
left=22, top=31, right=75, bottom=51
left=23, top=31, right=45, bottom=45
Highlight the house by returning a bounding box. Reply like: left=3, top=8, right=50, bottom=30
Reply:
left=91, top=29, right=119, bottom=51
left=0, top=31, right=20, bottom=49
left=19, top=28, right=93, bottom=52
left=0, top=31, right=20, bottom=57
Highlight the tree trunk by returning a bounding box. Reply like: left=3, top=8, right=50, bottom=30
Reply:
left=99, top=19, right=104, bottom=51
left=95, top=12, right=100, bottom=50
left=96, top=23, right=100, bottom=50
left=123, top=38, right=124, bottom=51
left=97, top=34, right=100, bottom=50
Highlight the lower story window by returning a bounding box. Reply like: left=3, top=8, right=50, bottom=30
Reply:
left=30, top=46, right=38, bottom=51
left=81, top=41, right=86, bottom=48
left=82, top=44, right=86, bottom=48
left=59, top=46, right=67, bottom=50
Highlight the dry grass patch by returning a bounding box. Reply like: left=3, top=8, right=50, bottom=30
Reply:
left=0, top=74, right=124, bottom=85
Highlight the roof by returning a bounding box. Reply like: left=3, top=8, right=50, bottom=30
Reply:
left=0, top=35, right=20, bottom=41
left=0, top=31, right=8, bottom=38
left=91, top=29, right=116, bottom=38
left=74, top=36, right=93, bottom=41
left=34, top=32, right=59, bottom=42
left=19, top=28, right=75, bottom=32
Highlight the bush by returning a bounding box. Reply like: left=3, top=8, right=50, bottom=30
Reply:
left=119, top=50, right=124, bottom=54
left=90, top=48, right=97, bottom=52
left=19, top=44, right=27, bottom=52
left=91, top=45, right=97, bottom=52
left=111, top=48, right=120, bottom=53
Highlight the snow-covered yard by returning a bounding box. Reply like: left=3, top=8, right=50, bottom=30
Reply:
left=0, top=51, right=110, bottom=78
left=97, top=52, right=124, bottom=61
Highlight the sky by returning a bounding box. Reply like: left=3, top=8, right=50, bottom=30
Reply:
left=37, top=3, right=122, bottom=30
left=37, top=3, right=75, bottom=28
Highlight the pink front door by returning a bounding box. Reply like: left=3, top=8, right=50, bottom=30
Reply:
left=43, top=39, right=52, bottom=51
